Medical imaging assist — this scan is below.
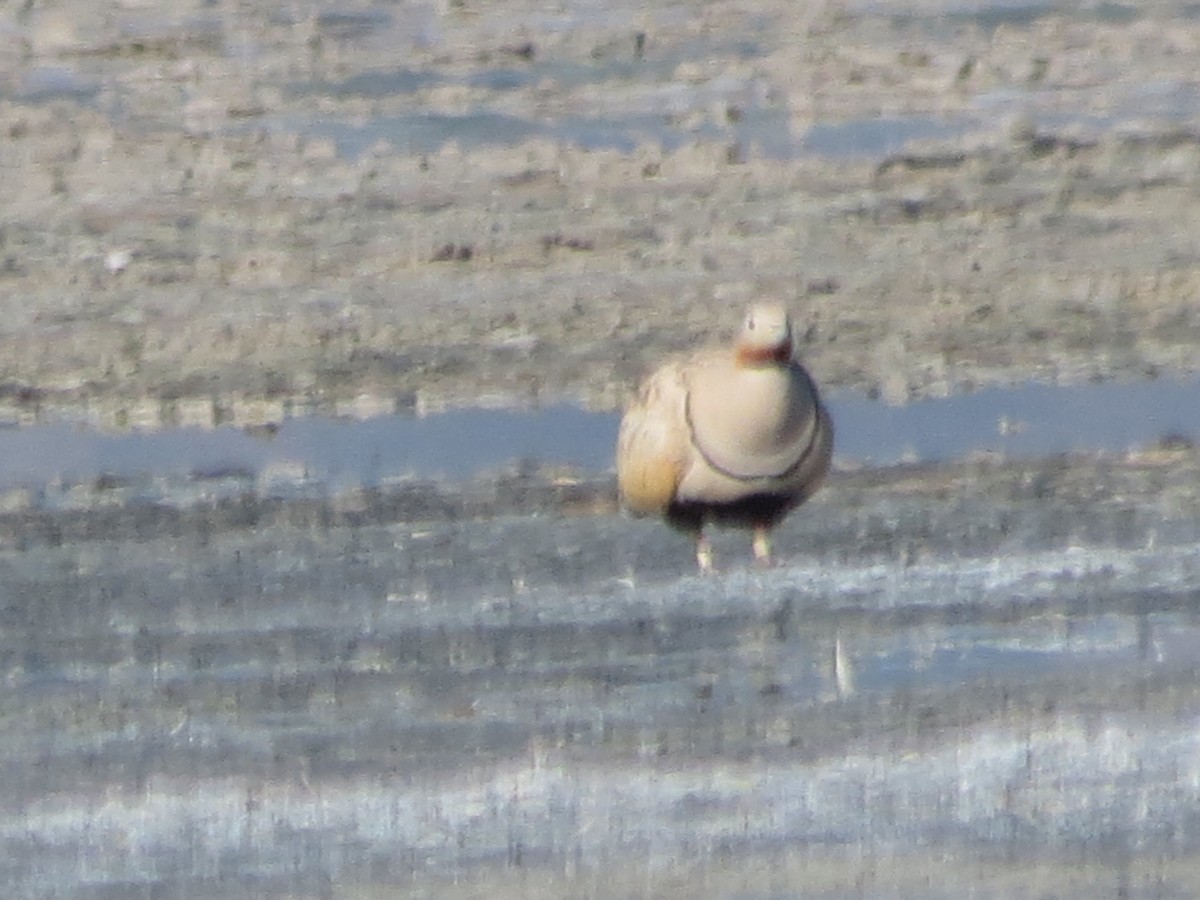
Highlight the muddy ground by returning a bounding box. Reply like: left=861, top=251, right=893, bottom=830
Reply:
left=2, top=0, right=1200, bottom=896
left=1, top=0, right=1199, bottom=422
left=5, top=449, right=1200, bottom=897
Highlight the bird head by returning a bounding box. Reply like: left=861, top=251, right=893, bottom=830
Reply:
left=734, top=303, right=793, bottom=367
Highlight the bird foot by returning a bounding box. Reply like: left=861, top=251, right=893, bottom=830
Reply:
left=752, top=528, right=773, bottom=567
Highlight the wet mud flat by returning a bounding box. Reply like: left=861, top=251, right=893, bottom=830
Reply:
left=1, top=0, right=1200, bottom=417
left=3, top=446, right=1200, bottom=897
left=3, top=0, right=1200, bottom=895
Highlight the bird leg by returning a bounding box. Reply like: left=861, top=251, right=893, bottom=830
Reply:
left=695, top=532, right=714, bottom=575
left=752, top=526, right=772, bottom=567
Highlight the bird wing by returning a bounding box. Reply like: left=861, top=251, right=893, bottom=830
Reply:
left=616, top=359, right=692, bottom=515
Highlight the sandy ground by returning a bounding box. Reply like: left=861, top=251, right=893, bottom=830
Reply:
left=3, top=0, right=1200, bottom=896
left=1, top=0, right=1199, bottom=423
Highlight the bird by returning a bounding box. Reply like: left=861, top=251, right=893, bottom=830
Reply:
left=616, top=302, right=833, bottom=573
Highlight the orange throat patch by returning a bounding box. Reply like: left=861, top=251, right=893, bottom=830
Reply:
left=735, top=341, right=793, bottom=366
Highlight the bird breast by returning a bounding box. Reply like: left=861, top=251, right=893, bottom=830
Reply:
left=685, top=360, right=818, bottom=481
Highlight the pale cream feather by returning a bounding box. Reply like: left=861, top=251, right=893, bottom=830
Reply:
left=616, top=304, right=833, bottom=555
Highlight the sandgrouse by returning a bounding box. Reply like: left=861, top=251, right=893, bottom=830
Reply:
left=616, top=303, right=833, bottom=573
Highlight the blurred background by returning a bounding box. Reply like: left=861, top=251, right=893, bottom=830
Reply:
left=2, top=1, right=1200, bottom=896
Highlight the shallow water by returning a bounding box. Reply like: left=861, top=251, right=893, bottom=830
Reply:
left=4, top=464, right=1200, bottom=897
left=0, top=377, right=1195, bottom=492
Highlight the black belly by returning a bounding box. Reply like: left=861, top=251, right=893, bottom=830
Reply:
left=666, top=493, right=797, bottom=533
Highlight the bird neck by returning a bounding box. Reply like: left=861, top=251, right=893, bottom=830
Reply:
left=735, top=341, right=793, bottom=366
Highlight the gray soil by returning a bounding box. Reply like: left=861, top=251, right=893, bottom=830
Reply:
left=3, top=0, right=1200, bottom=896
left=2, top=0, right=1199, bottom=423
